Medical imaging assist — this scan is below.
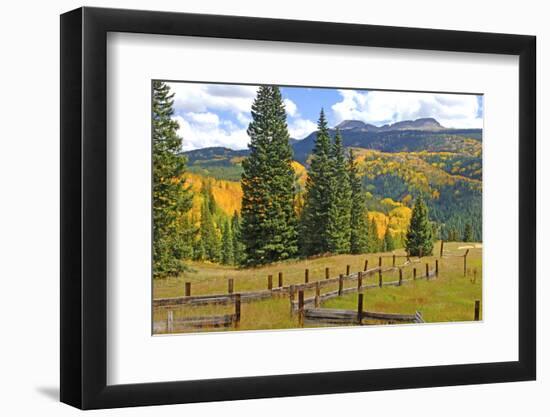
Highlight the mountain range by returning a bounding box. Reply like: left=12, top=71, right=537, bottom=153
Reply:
left=184, top=118, right=482, bottom=167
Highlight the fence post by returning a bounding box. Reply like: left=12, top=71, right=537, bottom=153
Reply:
left=304, top=269, right=309, bottom=284
left=325, top=267, right=330, bottom=279
left=413, top=268, right=417, bottom=280
left=378, top=256, right=382, bottom=268
left=364, top=259, right=368, bottom=271
left=185, top=282, right=191, bottom=297
left=378, top=269, right=383, bottom=287
left=267, top=274, right=273, bottom=290
left=234, top=294, right=241, bottom=328
left=278, top=272, right=283, bottom=287
left=338, top=274, right=344, bottom=295
left=440, top=240, right=444, bottom=257
left=464, top=249, right=470, bottom=277
left=298, top=290, right=305, bottom=327
left=357, top=293, right=364, bottom=325
left=346, top=265, right=351, bottom=276
left=474, top=300, right=480, bottom=321
left=398, top=268, right=403, bottom=286
left=425, top=263, right=429, bottom=279
left=315, top=281, right=321, bottom=307
left=357, top=271, right=363, bottom=290
left=435, top=260, right=439, bottom=277
left=228, top=278, right=234, bottom=294
left=392, top=254, right=396, bottom=267
left=167, top=310, right=174, bottom=333
left=289, top=285, right=295, bottom=315
left=472, top=268, right=477, bottom=284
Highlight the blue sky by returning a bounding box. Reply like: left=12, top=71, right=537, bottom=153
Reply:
left=167, top=82, right=483, bottom=151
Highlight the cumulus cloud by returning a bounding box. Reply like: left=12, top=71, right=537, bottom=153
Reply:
left=288, top=118, right=317, bottom=139
left=331, top=90, right=483, bottom=129
left=168, top=82, right=257, bottom=118
left=284, top=98, right=298, bottom=117
left=174, top=114, right=249, bottom=151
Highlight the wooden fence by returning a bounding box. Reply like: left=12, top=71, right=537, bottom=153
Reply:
left=298, top=293, right=424, bottom=326
left=153, top=256, right=435, bottom=308
left=154, top=294, right=242, bottom=333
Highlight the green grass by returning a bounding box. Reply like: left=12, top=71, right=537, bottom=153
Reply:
left=153, top=242, right=482, bottom=334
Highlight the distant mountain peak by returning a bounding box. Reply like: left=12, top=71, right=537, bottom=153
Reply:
left=335, top=120, right=368, bottom=130
left=335, top=117, right=445, bottom=132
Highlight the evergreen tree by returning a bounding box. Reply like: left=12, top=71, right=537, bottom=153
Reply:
left=405, top=195, right=434, bottom=256
left=231, top=211, right=245, bottom=265
left=221, top=220, right=234, bottom=265
left=152, top=81, right=193, bottom=278
left=300, top=109, right=333, bottom=255
left=240, top=86, right=298, bottom=265
left=367, top=218, right=381, bottom=253
left=326, top=130, right=352, bottom=254
left=384, top=227, right=395, bottom=252
left=463, top=223, right=474, bottom=242
left=348, top=149, right=369, bottom=254
left=199, top=191, right=221, bottom=262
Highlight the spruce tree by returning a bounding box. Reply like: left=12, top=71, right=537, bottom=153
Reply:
left=199, top=192, right=221, bottom=262
left=367, top=218, right=381, bottom=253
left=384, top=227, right=395, bottom=252
left=240, top=86, right=298, bottom=265
left=221, top=220, right=234, bottom=265
left=405, top=195, right=434, bottom=256
left=231, top=211, right=245, bottom=265
left=463, top=223, right=473, bottom=242
left=326, top=130, right=352, bottom=253
left=152, top=81, right=193, bottom=278
left=348, top=149, right=369, bottom=254
left=300, top=109, right=333, bottom=256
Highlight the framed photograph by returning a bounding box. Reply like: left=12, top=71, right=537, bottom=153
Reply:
left=60, top=6, right=536, bottom=409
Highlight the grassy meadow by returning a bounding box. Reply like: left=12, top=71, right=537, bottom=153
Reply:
left=153, top=241, right=482, bottom=334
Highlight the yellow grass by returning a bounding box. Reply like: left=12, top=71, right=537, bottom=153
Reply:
left=153, top=242, right=482, bottom=334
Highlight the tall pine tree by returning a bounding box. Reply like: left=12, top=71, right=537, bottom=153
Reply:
left=463, top=223, right=474, bottom=242
left=221, top=219, right=234, bottom=265
left=240, top=86, right=298, bottom=265
left=199, top=187, right=221, bottom=262
left=348, top=149, right=369, bottom=254
left=152, top=81, right=193, bottom=278
left=231, top=211, right=245, bottom=265
left=367, top=218, right=381, bottom=253
left=326, top=130, right=352, bottom=254
left=405, top=195, right=434, bottom=256
left=300, top=109, right=333, bottom=256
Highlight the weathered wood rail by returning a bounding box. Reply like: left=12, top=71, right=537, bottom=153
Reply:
left=153, top=257, right=433, bottom=308
left=304, top=308, right=425, bottom=325
left=299, top=293, right=424, bottom=326
left=290, top=264, right=437, bottom=312
left=154, top=294, right=242, bottom=333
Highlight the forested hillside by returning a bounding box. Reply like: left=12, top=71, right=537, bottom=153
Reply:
left=183, top=121, right=482, bottom=242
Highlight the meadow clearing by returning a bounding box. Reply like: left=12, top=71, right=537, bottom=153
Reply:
left=152, top=241, right=482, bottom=334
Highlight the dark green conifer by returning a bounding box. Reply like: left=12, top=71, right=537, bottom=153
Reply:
left=405, top=195, right=434, bottom=256
left=300, top=109, right=333, bottom=256
left=348, top=149, right=369, bottom=254
left=326, top=130, right=352, bottom=254
left=152, top=81, right=193, bottom=278
left=240, top=86, right=297, bottom=265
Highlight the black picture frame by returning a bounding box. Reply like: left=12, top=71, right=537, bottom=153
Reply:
left=60, top=6, right=536, bottom=410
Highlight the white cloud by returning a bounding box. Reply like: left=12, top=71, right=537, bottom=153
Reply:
left=284, top=98, right=298, bottom=117
left=168, top=82, right=257, bottom=117
left=288, top=118, right=317, bottom=139
left=174, top=114, right=249, bottom=151
left=331, top=90, right=483, bottom=129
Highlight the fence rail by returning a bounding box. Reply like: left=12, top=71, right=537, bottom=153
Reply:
left=301, top=294, right=425, bottom=326
left=153, top=258, right=434, bottom=308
